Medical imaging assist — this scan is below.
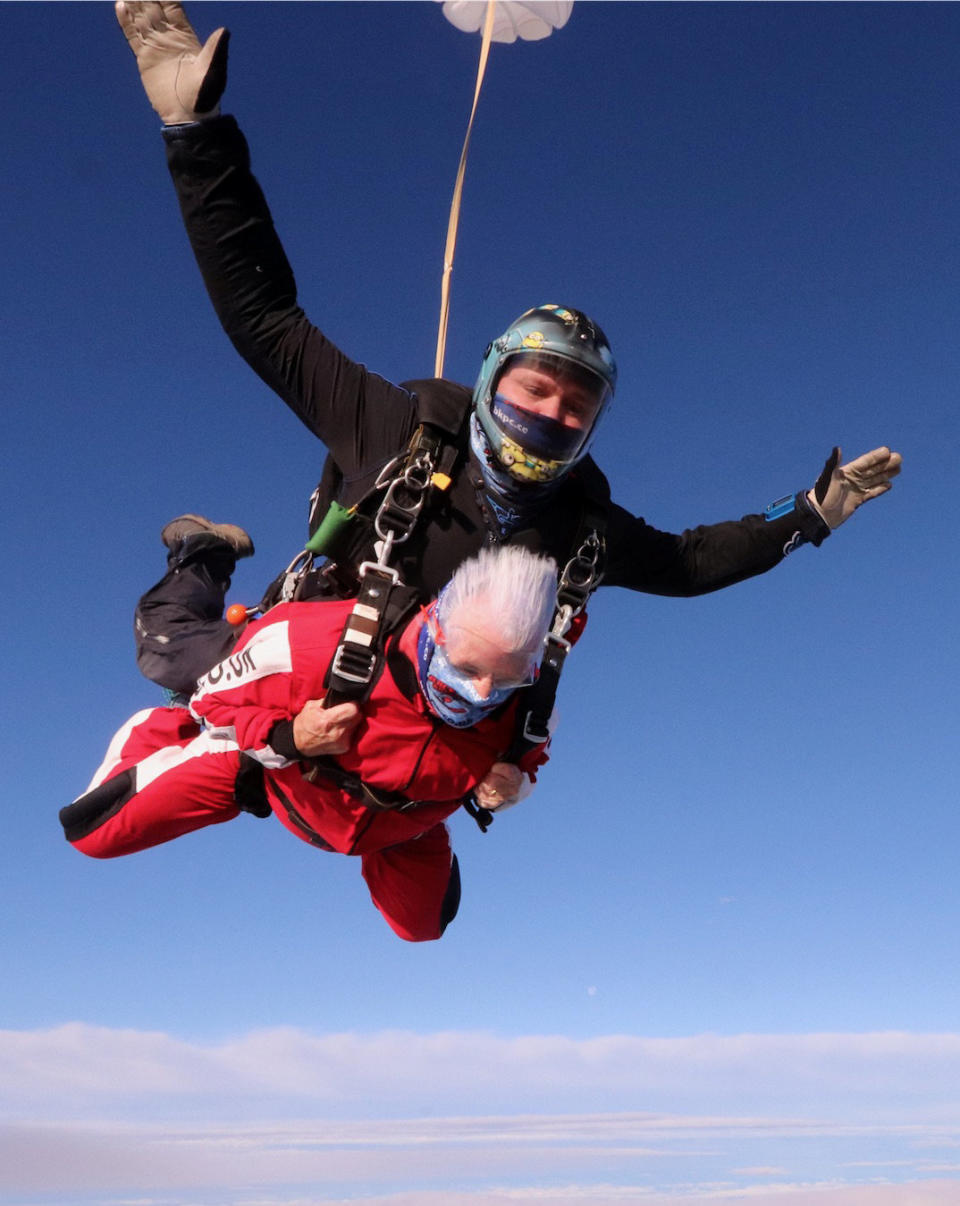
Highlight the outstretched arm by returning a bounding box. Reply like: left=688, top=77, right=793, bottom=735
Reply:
left=602, top=443, right=903, bottom=596
left=115, top=1, right=228, bottom=124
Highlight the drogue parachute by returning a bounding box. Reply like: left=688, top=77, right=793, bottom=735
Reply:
left=438, top=0, right=573, bottom=43
left=432, top=0, right=573, bottom=376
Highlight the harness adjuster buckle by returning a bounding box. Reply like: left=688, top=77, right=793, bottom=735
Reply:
left=330, top=641, right=377, bottom=686
left=521, top=713, right=551, bottom=744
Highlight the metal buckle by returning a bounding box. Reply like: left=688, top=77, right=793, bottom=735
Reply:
left=330, top=641, right=377, bottom=686
left=279, top=550, right=314, bottom=602
left=548, top=605, right=576, bottom=645
left=373, top=451, right=435, bottom=545
left=357, top=561, right=400, bottom=589
left=555, top=530, right=603, bottom=619
left=521, top=713, right=550, bottom=744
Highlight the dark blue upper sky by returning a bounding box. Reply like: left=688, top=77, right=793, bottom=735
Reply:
left=1, top=1, right=955, bottom=1048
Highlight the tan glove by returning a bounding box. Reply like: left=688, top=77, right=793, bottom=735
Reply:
left=807, top=445, right=902, bottom=529
left=115, top=1, right=229, bottom=124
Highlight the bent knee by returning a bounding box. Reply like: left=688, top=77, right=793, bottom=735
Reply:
left=60, top=770, right=135, bottom=845
left=389, top=854, right=462, bottom=943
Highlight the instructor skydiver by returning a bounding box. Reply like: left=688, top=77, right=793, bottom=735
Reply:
left=116, top=2, right=902, bottom=702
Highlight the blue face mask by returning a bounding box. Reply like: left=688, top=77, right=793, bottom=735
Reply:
left=415, top=593, right=539, bottom=728
left=416, top=619, right=516, bottom=728
left=490, top=393, right=587, bottom=462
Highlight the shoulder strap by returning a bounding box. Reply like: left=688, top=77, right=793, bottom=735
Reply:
left=323, top=578, right=420, bottom=707
left=297, top=380, right=470, bottom=601
left=393, top=378, right=472, bottom=505
left=257, top=391, right=465, bottom=611
left=504, top=497, right=608, bottom=765
left=399, top=378, right=473, bottom=439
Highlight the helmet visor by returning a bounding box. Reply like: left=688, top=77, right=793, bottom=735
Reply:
left=488, top=351, right=611, bottom=480
left=498, top=351, right=611, bottom=422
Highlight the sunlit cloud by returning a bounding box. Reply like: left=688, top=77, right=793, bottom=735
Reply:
left=5, top=1025, right=960, bottom=1118
left=4, top=1027, right=960, bottom=1203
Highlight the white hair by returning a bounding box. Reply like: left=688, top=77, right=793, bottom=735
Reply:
left=440, top=545, right=559, bottom=654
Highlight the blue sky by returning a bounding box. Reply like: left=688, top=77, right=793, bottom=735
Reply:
left=1, top=1, right=957, bottom=1202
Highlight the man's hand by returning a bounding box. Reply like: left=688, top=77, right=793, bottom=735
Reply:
left=474, top=762, right=529, bottom=812
left=292, top=700, right=362, bottom=757
left=807, top=445, right=903, bottom=529
left=115, top=1, right=229, bottom=124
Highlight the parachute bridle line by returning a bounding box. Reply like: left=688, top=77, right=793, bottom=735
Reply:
left=434, top=0, right=498, bottom=379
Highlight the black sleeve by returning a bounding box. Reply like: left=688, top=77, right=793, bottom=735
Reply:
left=602, top=491, right=830, bottom=596
left=267, top=719, right=301, bottom=761
left=162, top=116, right=417, bottom=479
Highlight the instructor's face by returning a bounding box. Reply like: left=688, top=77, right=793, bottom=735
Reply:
left=497, top=363, right=603, bottom=432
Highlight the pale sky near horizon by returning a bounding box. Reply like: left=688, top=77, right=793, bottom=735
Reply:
left=1, top=2, right=957, bottom=1203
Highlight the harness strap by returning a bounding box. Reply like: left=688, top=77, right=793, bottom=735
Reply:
left=302, top=755, right=423, bottom=812
left=268, top=775, right=334, bottom=849
left=317, top=423, right=456, bottom=705
left=505, top=510, right=607, bottom=764
left=303, top=420, right=457, bottom=605
left=323, top=563, right=401, bottom=707
left=462, top=795, right=494, bottom=833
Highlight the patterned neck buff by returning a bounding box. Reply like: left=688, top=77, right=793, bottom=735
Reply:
left=469, top=413, right=559, bottom=536
left=415, top=597, right=518, bottom=729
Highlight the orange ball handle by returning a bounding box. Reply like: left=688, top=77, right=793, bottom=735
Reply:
left=226, top=603, right=249, bottom=627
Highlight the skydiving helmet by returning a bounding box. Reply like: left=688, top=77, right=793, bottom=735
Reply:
left=473, top=304, right=617, bottom=483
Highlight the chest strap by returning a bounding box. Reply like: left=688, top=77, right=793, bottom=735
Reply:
left=301, top=755, right=424, bottom=812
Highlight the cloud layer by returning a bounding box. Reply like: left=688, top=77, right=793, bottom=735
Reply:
left=6, top=1024, right=960, bottom=1116
left=4, top=1026, right=960, bottom=1204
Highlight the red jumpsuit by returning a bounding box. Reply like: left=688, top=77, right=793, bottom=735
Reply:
left=62, top=602, right=546, bottom=942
